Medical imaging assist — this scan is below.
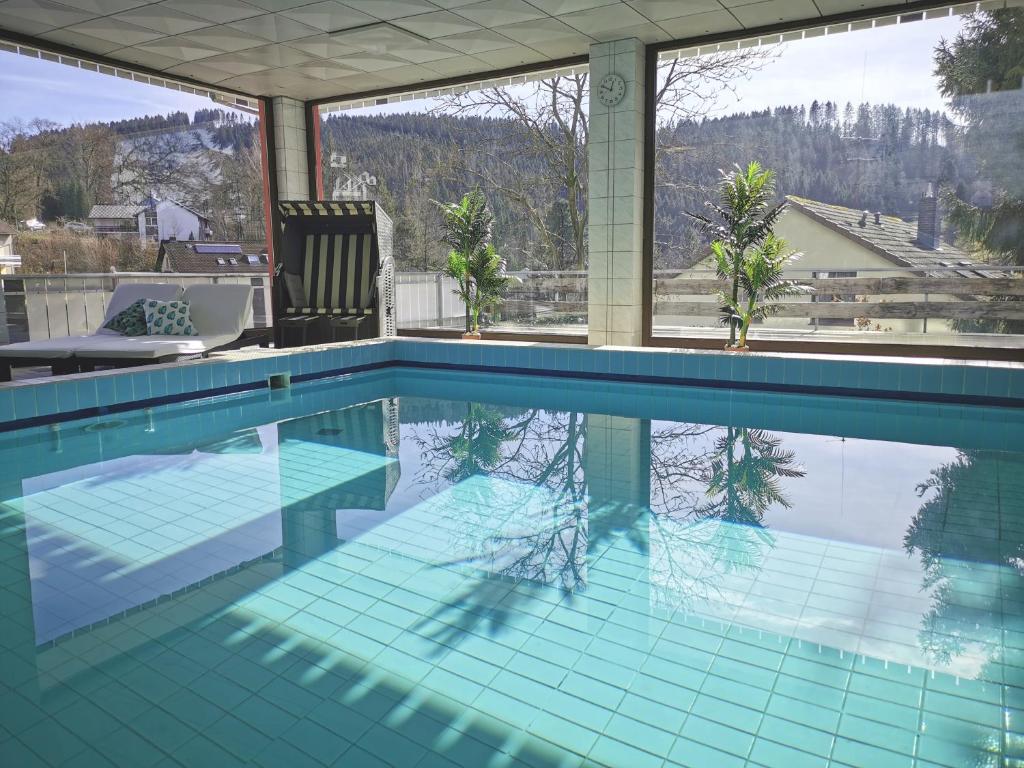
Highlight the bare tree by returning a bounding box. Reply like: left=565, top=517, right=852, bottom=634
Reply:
left=434, top=74, right=589, bottom=271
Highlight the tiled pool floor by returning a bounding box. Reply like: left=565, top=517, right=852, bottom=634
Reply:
left=2, top=369, right=1024, bottom=767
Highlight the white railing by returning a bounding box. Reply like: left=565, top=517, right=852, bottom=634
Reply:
left=0, top=272, right=271, bottom=344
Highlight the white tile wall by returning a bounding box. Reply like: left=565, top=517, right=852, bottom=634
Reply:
left=271, top=95, right=310, bottom=201
left=587, top=38, right=644, bottom=347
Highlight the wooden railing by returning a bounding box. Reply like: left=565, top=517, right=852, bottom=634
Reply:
left=653, top=274, right=1024, bottom=322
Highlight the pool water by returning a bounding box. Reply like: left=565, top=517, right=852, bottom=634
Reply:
left=2, top=367, right=1023, bottom=767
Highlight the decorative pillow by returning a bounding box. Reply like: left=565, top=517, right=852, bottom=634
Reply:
left=284, top=271, right=308, bottom=308
left=103, top=299, right=149, bottom=336
left=144, top=299, right=197, bottom=336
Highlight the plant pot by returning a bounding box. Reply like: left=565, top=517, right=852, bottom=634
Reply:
left=462, top=331, right=482, bottom=340
left=724, top=344, right=750, bottom=353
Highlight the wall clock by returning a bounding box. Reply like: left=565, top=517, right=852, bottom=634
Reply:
left=597, top=73, right=626, bottom=107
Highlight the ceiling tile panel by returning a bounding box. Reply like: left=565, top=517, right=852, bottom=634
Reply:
left=158, top=0, right=264, bottom=25
left=492, top=16, right=592, bottom=45
left=390, top=10, right=481, bottom=38
left=133, top=35, right=225, bottom=60
left=455, top=0, right=547, bottom=27
left=434, top=28, right=519, bottom=54
left=227, top=14, right=321, bottom=42
left=0, top=0, right=95, bottom=29
left=0, top=9, right=53, bottom=34
left=62, top=17, right=164, bottom=45
left=657, top=8, right=742, bottom=37
left=523, top=0, right=619, bottom=13
left=111, top=44, right=186, bottom=69
left=39, top=27, right=122, bottom=53
left=557, top=3, right=649, bottom=35
left=730, top=0, right=821, bottom=27
left=331, top=52, right=409, bottom=71
left=112, top=5, right=212, bottom=34
left=279, top=1, right=376, bottom=33
left=52, top=0, right=149, bottom=13
left=285, top=33, right=362, bottom=58
left=341, top=0, right=438, bottom=20
left=625, top=0, right=723, bottom=22
left=185, top=24, right=269, bottom=52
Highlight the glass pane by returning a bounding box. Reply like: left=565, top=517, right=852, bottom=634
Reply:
left=320, top=71, right=590, bottom=335
left=0, top=47, right=270, bottom=341
left=652, top=8, right=1024, bottom=352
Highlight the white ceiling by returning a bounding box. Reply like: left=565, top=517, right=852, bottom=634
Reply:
left=0, top=0, right=944, bottom=100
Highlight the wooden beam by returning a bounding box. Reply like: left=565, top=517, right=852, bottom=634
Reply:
left=654, top=301, right=1024, bottom=321
left=654, top=276, right=1024, bottom=297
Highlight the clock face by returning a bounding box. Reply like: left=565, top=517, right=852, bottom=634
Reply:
left=598, top=74, right=626, bottom=107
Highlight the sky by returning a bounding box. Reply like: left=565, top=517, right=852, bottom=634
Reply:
left=0, top=12, right=965, bottom=128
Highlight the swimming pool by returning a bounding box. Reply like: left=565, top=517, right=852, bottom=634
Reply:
left=2, top=365, right=1023, bottom=767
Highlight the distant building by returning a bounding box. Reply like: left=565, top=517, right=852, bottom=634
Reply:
left=88, top=198, right=211, bottom=244
left=772, top=191, right=1001, bottom=333
left=156, top=240, right=268, bottom=274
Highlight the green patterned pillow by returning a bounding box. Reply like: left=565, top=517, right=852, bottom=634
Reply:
left=144, top=299, right=197, bottom=336
left=103, top=299, right=149, bottom=336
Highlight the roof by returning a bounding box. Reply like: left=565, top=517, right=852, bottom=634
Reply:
left=0, top=221, right=15, bottom=235
left=0, top=1, right=904, bottom=103
left=88, top=204, right=145, bottom=220
left=158, top=198, right=210, bottom=222
left=785, top=196, right=1002, bottom=278
left=157, top=240, right=268, bottom=273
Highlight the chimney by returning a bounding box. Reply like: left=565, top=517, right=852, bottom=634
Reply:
left=858, top=211, right=868, bottom=227
left=874, top=212, right=881, bottom=225
left=917, top=183, right=941, bottom=249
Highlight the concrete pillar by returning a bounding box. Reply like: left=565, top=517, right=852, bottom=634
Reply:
left=587, top=39, right=646, bottom=347
left=271, top=96, right=310, bottom=201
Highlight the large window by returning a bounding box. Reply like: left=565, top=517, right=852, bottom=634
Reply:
left=0, top=47, right=267, bottom=267
left=651, top=7, right=1024, bottom=351
left=0, top=45, right=270, bottom=342
left=318, top=66, right=589, bottom=335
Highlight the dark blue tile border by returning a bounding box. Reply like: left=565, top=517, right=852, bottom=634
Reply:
left=3, top=356, right=1022, bottom=434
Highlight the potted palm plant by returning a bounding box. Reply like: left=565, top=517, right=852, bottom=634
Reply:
left=687, top=162, right=796, bottom=351
left=436, top=190, right=514, bottom=339
left=713, top=233, right=799, bottom=350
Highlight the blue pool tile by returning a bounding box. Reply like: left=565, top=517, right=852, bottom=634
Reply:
left=917, top=363, right=942, bottom=393
left=10, top=386, right=36, bottom=419
left=939, top=366, right=966, bottom=395
left=55, top=381, right=78, bottom=412
left=34, top=383, right=59, bottom=415
left=0, top=388, right=13, bottom=421
left=75, top=378, right=98, bottom=410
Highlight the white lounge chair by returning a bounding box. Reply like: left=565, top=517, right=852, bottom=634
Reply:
left=0, top=283, right=255, bottom=381
left=0, top=283, right=182, bottom=381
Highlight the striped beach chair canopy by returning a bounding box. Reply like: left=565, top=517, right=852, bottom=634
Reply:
left=277, top=201, right=386, bottom=318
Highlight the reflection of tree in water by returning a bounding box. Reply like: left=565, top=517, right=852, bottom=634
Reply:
left=413, top=407, right=805, bottom=626
left=903, top=449, right=1024, bottom=766
left=415, top=405, right=588, bottom=591
left=905, top=450, right=1024, bottom=665
left=648, top=425, right=804, bottom=611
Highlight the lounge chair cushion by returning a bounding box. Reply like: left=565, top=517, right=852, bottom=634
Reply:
left=0, top=336, right=98, bottom=359
left=95, top=283, right=184, bottom=335
left=103, top=299, right=149, bottom=336
left=183, top=284, right=252, bottom=338
left=74, top=334, right=239, bottom=360
left=143, top=299, right=197, bottom=336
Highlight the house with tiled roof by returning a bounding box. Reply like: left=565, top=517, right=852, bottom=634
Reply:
left=772, top=190, right=1001, bottom=334
left=156, top=240, right=268, bottom=274
left=89, top=198, right=211, bottom=245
